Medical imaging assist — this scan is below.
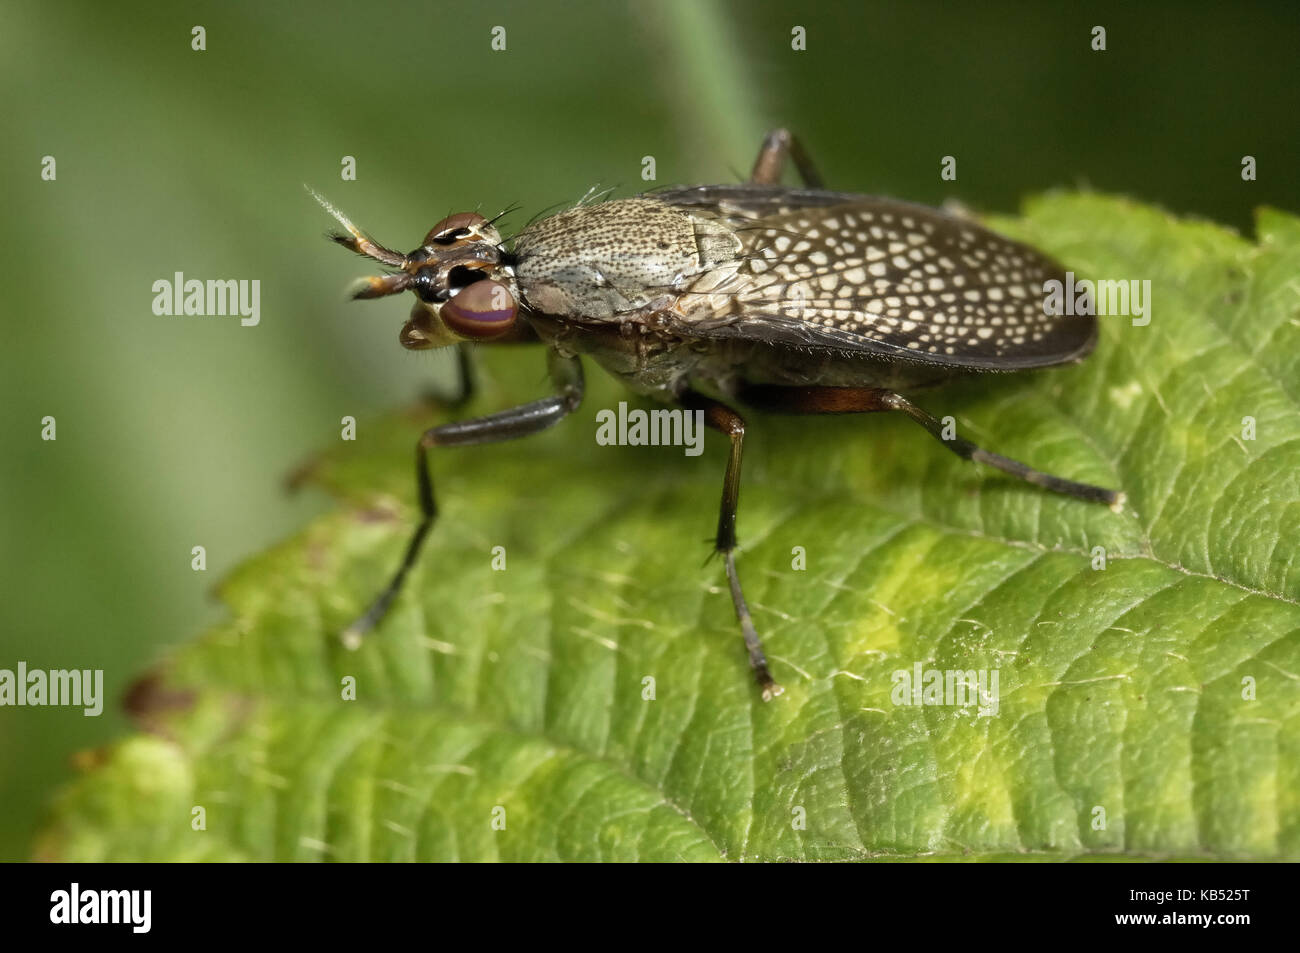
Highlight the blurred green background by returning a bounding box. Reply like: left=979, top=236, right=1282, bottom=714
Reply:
left=1, top=0, right=1295, bottom=860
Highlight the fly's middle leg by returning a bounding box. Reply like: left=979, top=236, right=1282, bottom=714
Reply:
left=749, top=128, right=825, bottom=188
left=342, top=350, right=585, bottom=647
left=680, top=390, right=783, bottom=701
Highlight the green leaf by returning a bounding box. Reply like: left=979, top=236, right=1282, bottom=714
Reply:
left=37, top=195, right=1300, bottom=861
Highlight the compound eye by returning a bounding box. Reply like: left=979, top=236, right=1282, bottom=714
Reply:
left=423, top=212, right=489, bottom=247
left=440, top=279, right=517, bottom=340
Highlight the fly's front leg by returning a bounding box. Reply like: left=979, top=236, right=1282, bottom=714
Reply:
left=342, top=350, right=584, bottom=647
left=737, top=383, right=1123, bottom=508
left=681, top=390, right=783, bottom=700
left=749, top=128, right=825, bottom=188
left=420, top=344, right=476, bottom=411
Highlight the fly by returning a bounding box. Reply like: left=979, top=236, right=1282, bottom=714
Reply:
left=313, top=129, right=1123, bottom=701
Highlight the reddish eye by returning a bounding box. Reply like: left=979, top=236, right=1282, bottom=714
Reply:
left=441, top=280, right=517, bottom=339
left=423, top=212, right=488, bottom=247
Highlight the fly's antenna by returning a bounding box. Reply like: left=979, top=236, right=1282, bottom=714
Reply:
left=349, top=273, right=413, bottom=300
left=305, top=185, right=408, bottom=268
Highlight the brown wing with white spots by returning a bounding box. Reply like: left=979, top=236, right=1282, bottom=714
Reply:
left=656, top=185, right=1096, bottom=370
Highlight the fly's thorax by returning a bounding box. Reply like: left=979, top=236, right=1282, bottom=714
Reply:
left=528, top=314, right=712, bottom=398
left=511, top=198, right=741, bottom=320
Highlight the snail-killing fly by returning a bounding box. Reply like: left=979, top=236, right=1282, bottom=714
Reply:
left=313, top=129, right=1121, bottom=701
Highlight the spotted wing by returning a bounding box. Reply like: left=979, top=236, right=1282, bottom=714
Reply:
left=657, top=185, right=1095, bottom=370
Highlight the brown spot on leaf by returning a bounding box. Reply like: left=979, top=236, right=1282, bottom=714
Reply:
left=284, top=453, right=324, bottom=494
left=122, top=670, right=196, bottom=735
left=354, top=503, right=402, bottom=524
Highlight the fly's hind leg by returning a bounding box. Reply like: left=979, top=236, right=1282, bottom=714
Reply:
left=749, top=128, right=825, bottom=188
left=680, top=390, right=782, bottom=701
left=737, top=384, right=1124, bottom=508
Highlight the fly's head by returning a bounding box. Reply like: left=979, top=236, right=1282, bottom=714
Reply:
left=310, top=188, right=521, bottom=349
